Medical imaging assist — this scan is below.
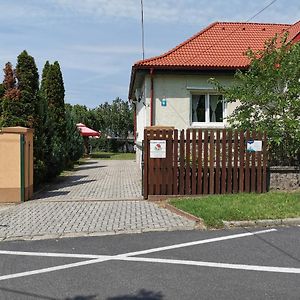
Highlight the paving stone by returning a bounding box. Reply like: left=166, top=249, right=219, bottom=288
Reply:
left=0, top=159, right=196, bottom=241
left=32, top=160, right=143, bottom=201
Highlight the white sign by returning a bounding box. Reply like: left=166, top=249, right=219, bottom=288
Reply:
left=247, top=140, right=262, bottom=152
left=150, top=140, right=166, bottom=158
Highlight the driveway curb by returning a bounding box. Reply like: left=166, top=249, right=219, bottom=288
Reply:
left=164, top=203, right=207, bottom=230
left=223, top=217, right=300, bottom=228
left=0, top=226, right=196, bottom=242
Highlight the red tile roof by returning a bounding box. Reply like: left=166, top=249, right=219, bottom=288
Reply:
left=134, top=21, right=299, bottom=70
left=287, top=20, right=300, bottom=43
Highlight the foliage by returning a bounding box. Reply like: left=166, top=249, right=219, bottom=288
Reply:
left=110, top=97, right=134, bottom=138
left=0, top=83, right=3, bottom=122
left=15, top=50, right=40, bottom=128
left=0, top=50, right=134, bottom=188
left=90, top=151, right=135, bottom=160
left=65, top=104, right=84, bottom=167
left=89, top=136, right=134, bottom=153
left=1, top=62, right=22, bottom=127
left=211, top=35, right=300, bottom=166
left=42, top=61, right=67, bottom=178
left=0, top=83, right=4, bottom=97
left=70, top=98, right=134, bottom=153
left=171, top=192, right=300, bottom=228
left=16, top=51, right=46, bottom=185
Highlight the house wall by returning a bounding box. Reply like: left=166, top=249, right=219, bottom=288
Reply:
left=151, top=73, right=239, bottom=130
left=135, top=72, right=239, bottom=167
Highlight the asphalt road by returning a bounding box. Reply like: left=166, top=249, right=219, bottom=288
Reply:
left=0, top=227, right=299, bottom=300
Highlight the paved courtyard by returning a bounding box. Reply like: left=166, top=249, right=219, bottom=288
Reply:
left=0, top=159, right=196, bottom=241
left=33, top=160, right=143, bottom=201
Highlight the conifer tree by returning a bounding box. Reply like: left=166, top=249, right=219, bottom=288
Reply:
left=15, top=50, right=39, bottom=128
left=42, top=61, right=67, bottom=178
left=15, top=51, right=51, bottom=185
left=65, top=104, right=84, bottom=167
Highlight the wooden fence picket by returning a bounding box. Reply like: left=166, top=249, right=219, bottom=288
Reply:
left=143, top=128, right=267, bottom=199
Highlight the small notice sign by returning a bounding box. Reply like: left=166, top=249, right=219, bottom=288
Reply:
left=150, top=140, right=166, bottom=158
left=161, top=98, right=167, bottom=107
left=247, top=140, right=262, bottom=152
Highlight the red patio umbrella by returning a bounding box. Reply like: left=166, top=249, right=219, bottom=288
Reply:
left=76, top=123, right=101, bottom=137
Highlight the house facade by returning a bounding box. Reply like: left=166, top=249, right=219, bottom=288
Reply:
left=128, top=21, right=300, bottom=166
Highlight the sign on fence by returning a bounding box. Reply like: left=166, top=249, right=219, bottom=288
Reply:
left=247, top=140, right=262, bottom=152
left=150, top=140, right=166, bottom=158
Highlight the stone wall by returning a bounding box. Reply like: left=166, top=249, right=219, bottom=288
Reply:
left=269, top=166, right=300, bottom=191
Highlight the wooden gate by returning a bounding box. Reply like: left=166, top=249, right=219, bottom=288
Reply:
left=143, top=128, right=268, bottom=199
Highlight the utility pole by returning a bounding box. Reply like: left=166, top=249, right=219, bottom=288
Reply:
left=141, top=0, right=145, bottom=60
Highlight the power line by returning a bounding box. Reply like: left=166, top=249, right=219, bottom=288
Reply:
left=246, top=0, right=278, bottom=22
left=184, top=0, right=279, bottom=65
left=141, top=0, right=145, bottom=60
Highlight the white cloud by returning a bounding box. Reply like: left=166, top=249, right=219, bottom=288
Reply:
left=1, top=0, right=299, bottom=26
left=53, top=0, right=300, bottom=25
left=70, top=44, right=160, bottom=56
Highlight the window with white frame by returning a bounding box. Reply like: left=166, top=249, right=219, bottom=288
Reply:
left=191, top=94, right=225, bottom=125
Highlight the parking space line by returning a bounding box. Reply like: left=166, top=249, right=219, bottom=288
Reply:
left=0, top=228, right=276, bottom=260
left=0, top=257, right=113, bottom=281
left=118, top=228, right=277, bottom=257
left=119, top=257, right=300, bottom=274
left=0, top=228, right=279, bottom=281
left=0, top=250, right=102, bottom=259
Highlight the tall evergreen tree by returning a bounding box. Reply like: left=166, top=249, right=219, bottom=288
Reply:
left=65, top=104, right=84, bottom=167
left=15, top=51, right=50, bottom=186
left=42, top=61, right=67, bottom=178
left=15, top=50, right=39, bottom=128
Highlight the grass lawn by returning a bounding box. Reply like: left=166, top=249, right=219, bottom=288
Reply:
left=90, top=151, right=135, bottom=160
left=170, top=192, right=300, bottom=228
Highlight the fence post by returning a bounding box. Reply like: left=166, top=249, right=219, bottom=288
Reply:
left=143, top=129, right=148, bottom=199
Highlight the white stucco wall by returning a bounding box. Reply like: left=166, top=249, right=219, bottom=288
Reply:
left=151, top=73, right=238, bottom=130
left=134, top=72, right=239, bottom=168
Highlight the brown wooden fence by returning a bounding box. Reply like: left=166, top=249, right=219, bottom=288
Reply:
left=143, top=128, right=268, bottom=199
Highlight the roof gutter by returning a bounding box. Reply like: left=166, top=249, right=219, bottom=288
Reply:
left=128, top=66, right=136, bottom=100
left=150, top=68, right=154, bottom=126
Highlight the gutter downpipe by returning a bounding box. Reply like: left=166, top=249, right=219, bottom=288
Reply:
left=133, top=103, right=137, bottom=141
left=150, top=68, right=154, bottom=126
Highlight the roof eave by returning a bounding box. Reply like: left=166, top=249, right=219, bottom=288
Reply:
left=128, top=64, right=248, bottom=99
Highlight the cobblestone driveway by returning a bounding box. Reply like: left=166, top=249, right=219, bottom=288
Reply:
left=33, top=160, right=142, bottom=201
left=0, top=201, right=195, bottom=241
left=0, top=159, right=196, bottom=241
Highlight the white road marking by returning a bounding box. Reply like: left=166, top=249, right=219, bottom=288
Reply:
left=0, top=228, right=277, bottom=260
left=118, top=228, right=277, bottom=257
left=0, top=228, right=280, bottom=281
left=0, top=250, right=102, bottom=259
left=0, top=257, right=112, bottom=281
left=117, top=257, right=300, bottom=274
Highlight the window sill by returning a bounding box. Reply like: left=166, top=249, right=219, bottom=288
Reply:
left=190, top=122, right=226, bottom=129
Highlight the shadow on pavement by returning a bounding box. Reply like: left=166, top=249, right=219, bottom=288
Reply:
left=0, top=286, right=57, bottom=300
left=77, top=160, right=99, bottom=165
left=75, top=165, right=107, bottom=171
left=107, top=289, right=164, bottom=300
left=33, top=190, right=70, bottom=199
left=0, top=286, right=98, bottom=300
left=65, top=295, right=97, bottom=300
left=33, top=175, right=97, bottom=200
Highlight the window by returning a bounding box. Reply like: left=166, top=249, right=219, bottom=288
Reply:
left=192, top=94, right=225, bottom=125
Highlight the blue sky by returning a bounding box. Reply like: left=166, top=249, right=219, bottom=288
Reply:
left=0, top=0, right=299, bottom=107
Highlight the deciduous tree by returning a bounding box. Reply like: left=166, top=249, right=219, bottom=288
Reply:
left=212, top=35, right=300, bottom=165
